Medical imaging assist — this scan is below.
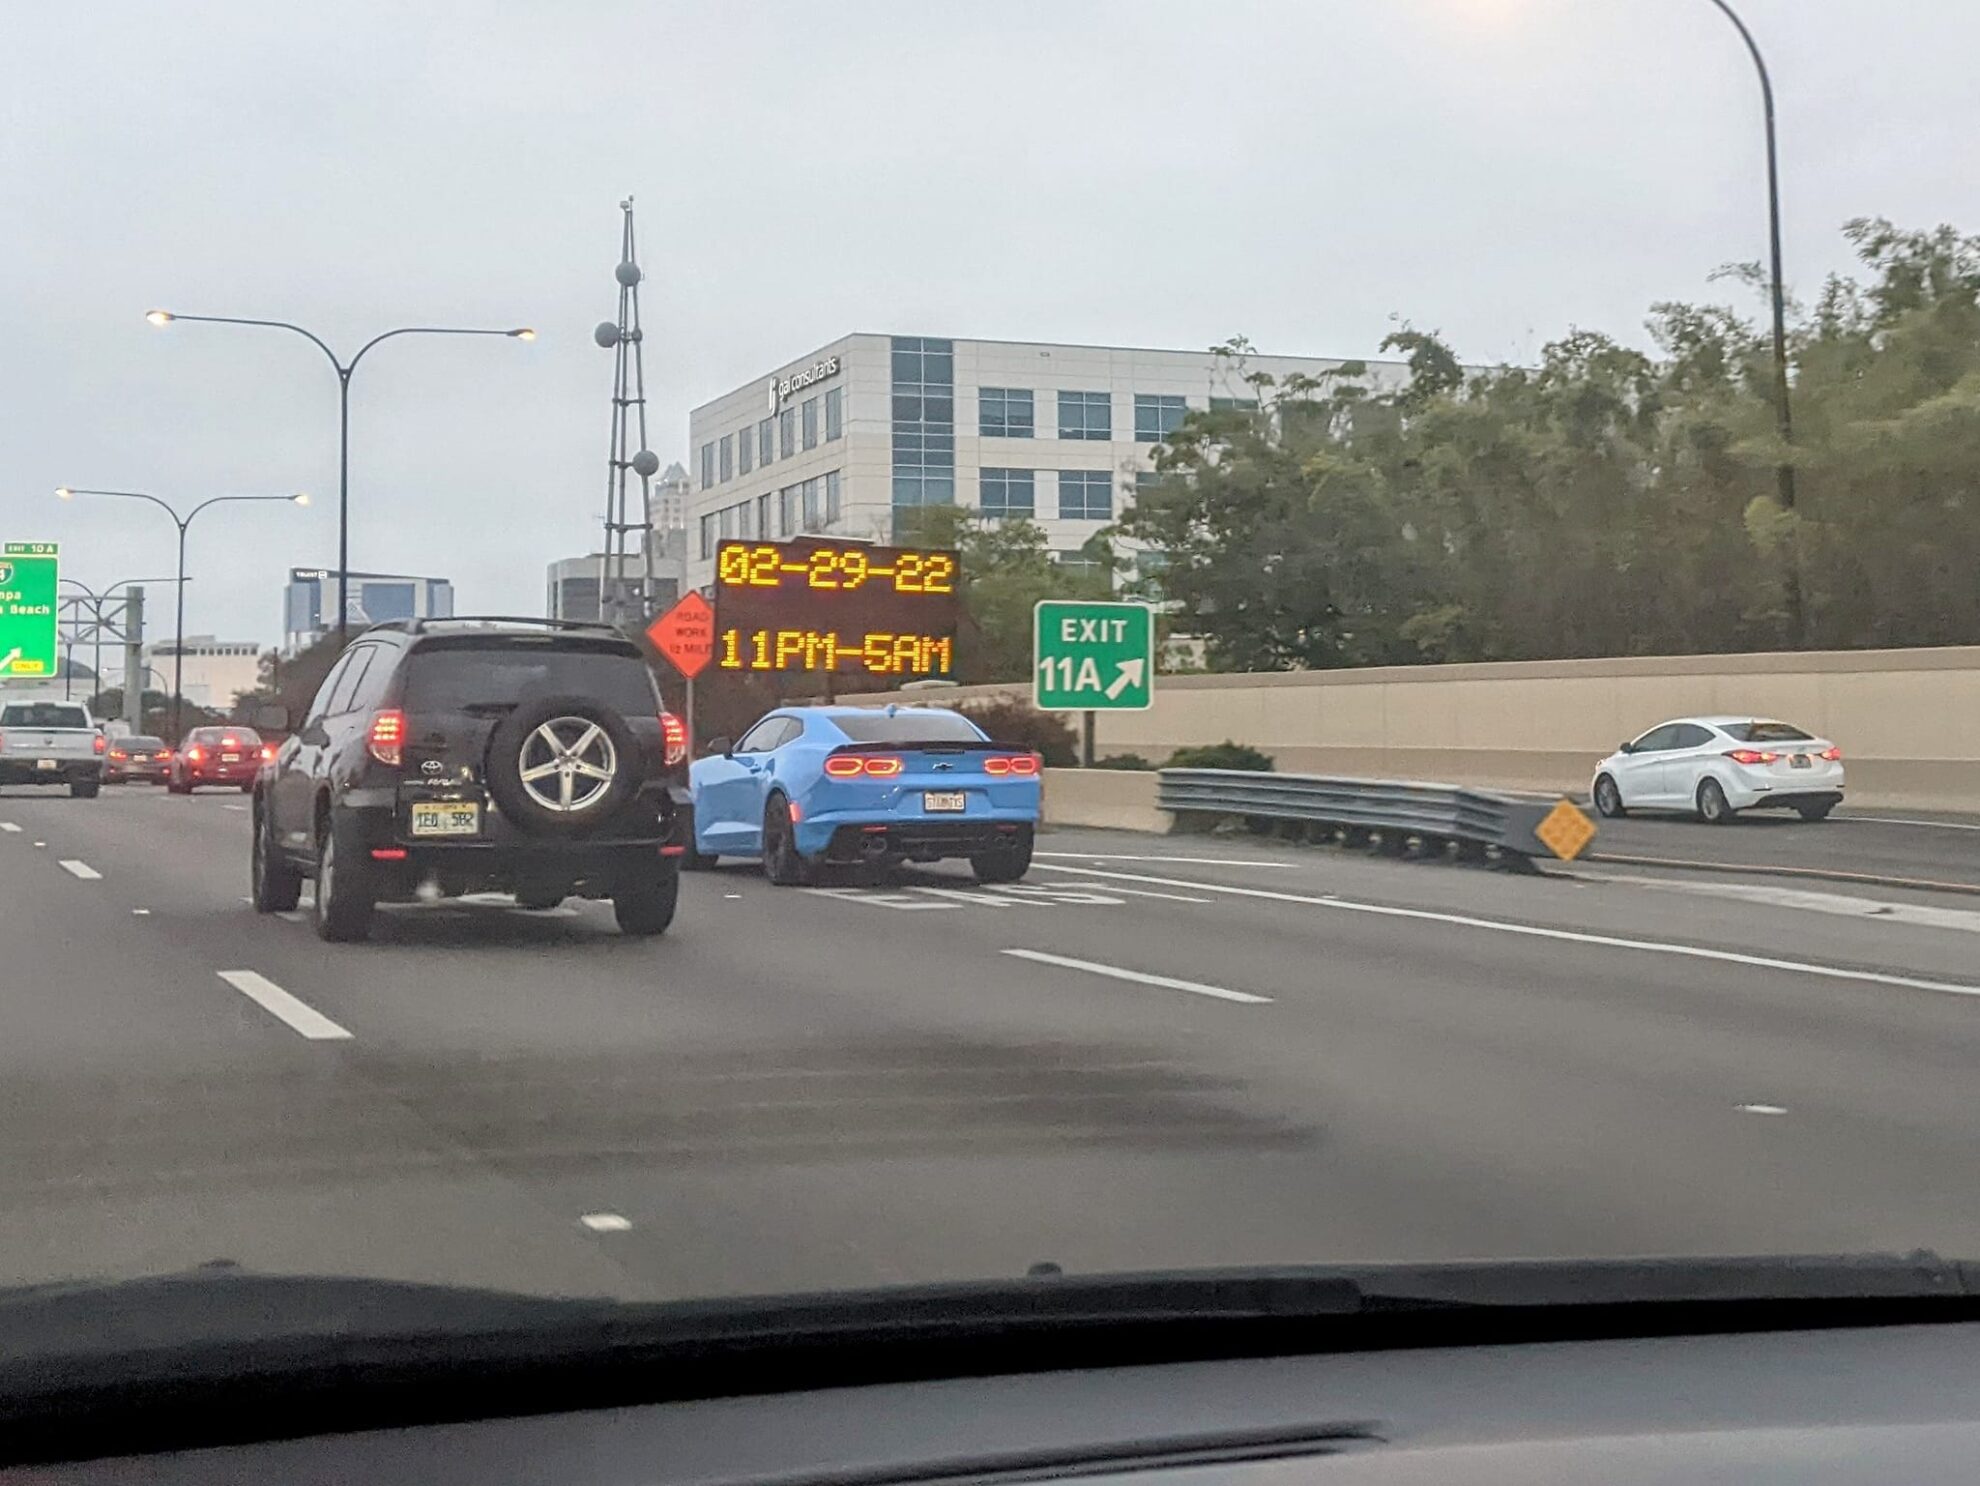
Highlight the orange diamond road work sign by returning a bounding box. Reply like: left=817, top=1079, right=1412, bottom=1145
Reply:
left=646, top=591, right=715, bottom=679
left=1534, top=797, right=1597, bottom=861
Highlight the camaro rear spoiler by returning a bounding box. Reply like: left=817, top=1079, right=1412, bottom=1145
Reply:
left=827, top=740, right=1036, bottom=755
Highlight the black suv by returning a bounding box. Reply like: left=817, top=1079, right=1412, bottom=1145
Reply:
left=251, top=618, right=690, bottom=942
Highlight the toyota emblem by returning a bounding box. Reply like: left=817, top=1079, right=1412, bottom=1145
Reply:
left=421, top=759, right=444, bottom=775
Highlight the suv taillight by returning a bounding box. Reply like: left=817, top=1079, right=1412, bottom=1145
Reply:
left=659, top=711, right=688, bottom=767
left=367, top=709, right=407, bottom=767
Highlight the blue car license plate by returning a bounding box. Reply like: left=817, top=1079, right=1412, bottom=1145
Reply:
left=923, top=791, right=966, bottom=813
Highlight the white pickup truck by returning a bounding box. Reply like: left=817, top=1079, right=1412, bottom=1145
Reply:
left=0, top=699, right=106, bottom=798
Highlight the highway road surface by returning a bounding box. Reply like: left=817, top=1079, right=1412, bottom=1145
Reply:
left=5, top=784, right=1980, bottom=1304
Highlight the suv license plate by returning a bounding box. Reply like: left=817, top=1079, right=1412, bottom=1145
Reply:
left=1791, top=754, right=1811, bottom=769
left=923, top=791, right=966, bottom=813
left=36, top=759, right=57, bottom=771
left=411, top=801, right=482, bottom=837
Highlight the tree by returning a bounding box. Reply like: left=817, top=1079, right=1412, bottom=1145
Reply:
left=1119, top=217, right=1980, bottom=668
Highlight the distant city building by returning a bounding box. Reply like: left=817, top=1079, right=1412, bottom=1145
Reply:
left=284, top=568, right=453, bottom=653
left=144, top=634, right=262, bottom=709
left=546, top=529, right=686, bottom=623
left=684, top=335, right=1415, bottom=591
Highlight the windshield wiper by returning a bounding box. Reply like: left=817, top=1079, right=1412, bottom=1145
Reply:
left=2, top=1253, right=1974, bottom=1466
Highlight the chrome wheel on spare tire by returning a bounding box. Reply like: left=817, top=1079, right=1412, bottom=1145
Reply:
left=484, top=695, right=639, bottom=837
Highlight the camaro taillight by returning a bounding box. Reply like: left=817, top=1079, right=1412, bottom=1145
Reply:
left=659, top=711, right=688, bottom=767
left=1724, top=748, right=1779, bottom=765
left=93, top=734, right=108, bottom=755
left=826, top=754, right=903, bottom=778
left=982, top=754, right=1040, bottom=777
left=367, top=709, right=407, bottom=767
left=1819, top=746, right=1843, bottom=761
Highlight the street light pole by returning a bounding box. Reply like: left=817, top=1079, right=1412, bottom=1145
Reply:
left=55, top=488, right=307, bottom=741
left=145, top=311, right=533, bottom=643
left=1705, top=0, right=1802, bottom=641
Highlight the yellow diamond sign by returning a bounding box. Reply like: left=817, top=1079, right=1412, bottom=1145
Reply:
left=1534, top=798, right=1597, bottom=861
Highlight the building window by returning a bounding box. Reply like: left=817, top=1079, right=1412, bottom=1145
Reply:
left=1056, top=550, right=1103, bottom=576
left=718, top=434, right=733, bottom=483
left=719, top=504, right=738, bottom=539
left=801, top=477, right=822, bottom=531
left=1058, top=470, right=1113, bottom=520
left=779, top=486, right=799, bottom=538
left=737, top=427, right=753, bottom=476
left=1058, top=390, right=1111, bottom=440
left=759, top=417, right=775, bottom=467
left=1209, top=395, right=1259, bottom=412
left=979, top=468, right=1035, bottom=518
left=779, top=405, right=797, bottom=459
left=980, top=387, right=1034, bottom=439
left=802, top=396, right=819, bottom=450
left=699, top=442, right=715, bottom=489
left=824, top=386, right=843, bottom=441
left=891, top=336, right=956, bottom=523
left=825, top=469, right=842, bottom=524
left=756, top=493, right=771, bottom=538
left=1134, top=393, right=1189, bottom=443
left=699, top=514, right=716, bottom=559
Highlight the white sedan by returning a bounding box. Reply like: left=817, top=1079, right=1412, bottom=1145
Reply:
left=1591, top=716, right=1844, bottom=824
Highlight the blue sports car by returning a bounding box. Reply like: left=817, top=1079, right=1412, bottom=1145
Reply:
left=685, top=705, right=1041, bottom=885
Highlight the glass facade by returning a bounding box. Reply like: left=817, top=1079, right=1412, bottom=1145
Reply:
left=979, top=387, right=1034, bottom=438
left=1058, top=470, right=1113, bottom=520
left=719, top=434, right=733, bottom=483
left=779, top=486, right=799, bottom=538
left=825, top=469, right=842, bottom=524
left=1135, top=393, right=1189, bottom=443
left=802, top=396, right=819, bottom=450
left=825, top=386, right=843, bottom=441
left=759, top=417, right=775, bottom=467
left=737, top=425, right=753, bottom=475
left=891, top=336, right=955, bottom=538
left=979, top=468, right=1036, bottom=518
left=699, top=442, right=715, bottom=489
left=778, top=406, right=797, bottom=459
left=1058, top=390, right=1111, bottom=440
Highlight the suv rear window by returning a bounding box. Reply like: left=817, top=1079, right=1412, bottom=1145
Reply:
left=1722, top=721, right=1814, bottom=743
left=402, top=639, right=658, bottom=714
left=832, top=710, right=985, bottom=744
left=1, top=704, right=90, bottom=728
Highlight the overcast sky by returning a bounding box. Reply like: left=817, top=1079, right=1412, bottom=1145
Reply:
left=5, top=1, right=1976, bottom=646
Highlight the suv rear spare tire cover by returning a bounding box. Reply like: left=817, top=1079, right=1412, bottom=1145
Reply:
left=485, top=694, right=640, bottom=835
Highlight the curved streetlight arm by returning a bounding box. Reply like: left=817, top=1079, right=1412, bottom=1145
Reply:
left=183, top=491, right=305, bottom=529
left=347, top=324, right=528, bottom=373
left=153, top=313, right=343, bottom=374
left=57, top=486, right=185, bottom=530
left=1706, top=0, right=1776, bottom=107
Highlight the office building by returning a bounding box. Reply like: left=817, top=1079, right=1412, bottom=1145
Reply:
left=284, top=568, right=454, bottom=653
left=144, top=635, right=262, bottom=710
left=684, top=335, right=1413, bottom=590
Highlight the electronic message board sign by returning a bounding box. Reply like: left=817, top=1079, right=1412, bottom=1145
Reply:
left=712, top=538, right=959, bottom=679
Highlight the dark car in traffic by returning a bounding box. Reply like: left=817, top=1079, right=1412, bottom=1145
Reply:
left=105, top=735, right=171, bottom=784
left=251, top=616, right=690, bottom=942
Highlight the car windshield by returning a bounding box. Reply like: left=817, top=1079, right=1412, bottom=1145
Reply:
left=832, top=710, right=985, bottom=743
left=2, top=704, right=89, bottom=728
left=402, top=640, right=658, bottom=713
left=1723, top=722, right=1816, bottom=743
left=10, top=0, right=1980, bottom=1412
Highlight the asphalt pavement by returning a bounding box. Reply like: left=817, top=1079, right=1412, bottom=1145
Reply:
left=5, top=782, right=1980, bottom=1305
left=1584, top=804, right=1980, bottom=892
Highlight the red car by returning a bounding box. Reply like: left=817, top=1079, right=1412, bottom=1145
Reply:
left=168, top=726, right=272, bottom=794
left=105, top=734, right=173, bottom=784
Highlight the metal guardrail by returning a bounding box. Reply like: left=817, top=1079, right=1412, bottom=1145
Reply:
left=1156, top=768, right=1589, bottom=866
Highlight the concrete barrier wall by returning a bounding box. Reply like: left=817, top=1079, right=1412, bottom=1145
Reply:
left=845, top=646, right=1980, bottom=811
left=1040, top=768, right=1164, bottom=833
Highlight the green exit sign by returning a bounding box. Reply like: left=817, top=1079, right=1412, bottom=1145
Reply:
left=1032, top=600, right=1154, bottom=711
left=0, top=541, right=60, bottom=678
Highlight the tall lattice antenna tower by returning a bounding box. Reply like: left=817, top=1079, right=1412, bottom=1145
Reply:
left=592, top=196, right=660, bottom=628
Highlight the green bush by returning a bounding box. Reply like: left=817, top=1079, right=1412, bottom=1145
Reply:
left=1090, top=752, right=1156, bottom=771
left=955, top=698, right=1080, bottom=767
left=1164, top=741, right=1274, bottom=771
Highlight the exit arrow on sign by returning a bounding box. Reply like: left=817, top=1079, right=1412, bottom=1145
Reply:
left=1032, top=600, right=1155, bottom=712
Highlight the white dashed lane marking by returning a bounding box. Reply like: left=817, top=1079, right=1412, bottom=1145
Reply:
left=0, top=822, right=20, bottom=833
left=579, top=1213, right=632, bottom=1233
left=1002, top=948, right=1272, bottom=1005
left=58, top=859, right=102, bottom=880
left=1738, top=1103, right=1789, bottom=1116
left=215, top=970, right=353, bottom=1041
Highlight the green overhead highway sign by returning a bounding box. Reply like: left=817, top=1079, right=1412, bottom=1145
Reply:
left=1032, top=599, right=1154, bottom=711
left=0, top=542, right=59, bottom=680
